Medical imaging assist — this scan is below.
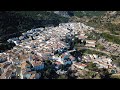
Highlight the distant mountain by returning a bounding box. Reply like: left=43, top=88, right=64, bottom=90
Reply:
left=53, top=11, right=74, bottom=17
left=72, top=11, right=120, bottom=28
left=53, top=11, right=106, bottom=18
left=73, top=11, right=106, bottom=18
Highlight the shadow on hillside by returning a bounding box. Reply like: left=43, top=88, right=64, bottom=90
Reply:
left=0, top=11, right=69, bottom=52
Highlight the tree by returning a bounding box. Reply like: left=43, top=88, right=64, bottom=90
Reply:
left=67, top=11, right=74, bottom=16
left=58, top=74, right=68, bottom=79
left=96, top=43, right=105, bottom=50
left=98, top=68, right=111, bottom=79
left=86, top=62, right=98, bottom=71
left=66, top=69, right=77, bottom=79
left=83, top=40, right=86, bottom=45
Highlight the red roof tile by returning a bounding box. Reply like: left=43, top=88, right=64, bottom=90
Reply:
left=78, top=36, right=88, bottom=39
left=74, top=63, right=87, bottom=67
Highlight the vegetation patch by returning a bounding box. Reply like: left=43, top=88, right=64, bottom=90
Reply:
left=111, top=55, right=120, bottom=67
left=103, top=23, right=120, bottom=35
left=82, top=49, right=108, bottom=57
left=74, top=11, right=106, bottom=18
left=96, top=43, right=105, bottom=50
left=100, top=33, right=120, bottom=45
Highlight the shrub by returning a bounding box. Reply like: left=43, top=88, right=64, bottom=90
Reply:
left=86, top=62, right=98, bottom=71
left=100, top=33, right=120, bottom=45
left=96, top=43, right=105, bottom=50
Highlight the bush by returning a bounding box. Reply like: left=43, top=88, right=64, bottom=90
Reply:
left=96, top=43, right=105, bottom=50
left=86, top=31, right=101, bottom=40
left=98, top=68, right=111, bottom=79
left=58, top=74, right=68, bottom=79
left=111, top=55, right=120, bottom=67
left=86, top=62, right=98, bottom=71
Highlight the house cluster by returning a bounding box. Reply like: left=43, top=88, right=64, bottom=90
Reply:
left=85, top=40, right=96, bottom=48
left=52, top=52, right=75, bottom=65
left=82, top=54, right=116, bottom=69
left=0, top=48, right=45, bottom=79
left=1, top=22, right=115, bottom=79
left=15, top=60, right=43, bottom=79
left=0, top=53, right=13, bottom=79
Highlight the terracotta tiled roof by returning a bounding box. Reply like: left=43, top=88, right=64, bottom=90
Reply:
left=74, top=63, right=87, bottom=67
left=78, top=36, right=88, bottom=39
left=55, top=61, right=62, bottom=65
left=32, top=61, right=42, bottom=66
left=21, top=62, right=27, bottom=69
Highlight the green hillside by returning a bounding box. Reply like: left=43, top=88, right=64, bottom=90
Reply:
left=74, top=11, right=106, bottom=18
left=0, top=11, right=69, bottom=52
left=0, top=11, right=68, bottom=40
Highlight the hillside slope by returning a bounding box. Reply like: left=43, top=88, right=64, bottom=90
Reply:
left=0, top=11, right=69, bottom=52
